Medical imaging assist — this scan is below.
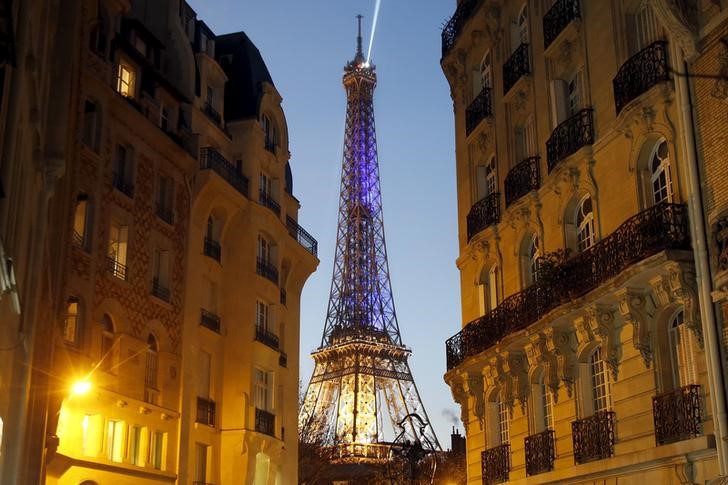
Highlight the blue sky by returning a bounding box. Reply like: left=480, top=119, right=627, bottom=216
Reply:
left=189, top=0, right=461, bottom=445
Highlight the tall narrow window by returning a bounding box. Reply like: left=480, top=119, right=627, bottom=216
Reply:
left=116, top=60, right=136, bottom=98
left=489, top=265, right=500, bottom=311
left=113, top=144, right=134, bottom=197
left=540, top=378, right=554, bottom=430
left=262, top=115, right=277, bottom=151
left=156, top=176, right=174, bottom=224
left=100, top=314, right=115, bottom=372
left=82, top=100, right=101, bottom=151
left=669, top=310, right=697, bottom=388
left=476, top=157, right=497, bottom=201
left=144, top=334, right=159, bottom=403
left=515, top=117, right=536, bottom=162
left=632, top=3, right=660, bottom=53
left=254, top=368, right=273, bottom=411
left=650, top=139, right=673, bottom=205
left=518, top=4, right=529, bottom=45
left=107, top=222, right=129, bottom=279
left=73, top=194, right=91, bottom=249
left=257, top=235, right=271, bottom=264
left=576, top=194, right=595, bottom=252
left=498, top=399, right=510, bottom=445
left=527, top=234, right=541, bottom=285
left=129, top=425, right=142, bottom=466
left=480, top=51, right=492, bottom=90
left=150, top=431, right=165, bottom=470
left=64, top=298, right=81, bottom=345
left=589, top=346, right=611, bottom=414
left=105, top=420, right=125, bottom=462
left=198, top=350, right=212, bottom=400
left=195, top=443, right=209, bottom=483
left=256, top=300, right=271, bottom=333
left=567, top=72, right=582, bottom=116
left=550, top=71, right=581, bottom=127
left=152, top=249, right=170, bottom=301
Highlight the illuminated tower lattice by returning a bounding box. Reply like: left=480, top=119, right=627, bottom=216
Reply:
left=299, top=17, right=440, bottom=463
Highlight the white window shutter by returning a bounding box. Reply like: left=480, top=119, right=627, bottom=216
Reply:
left=549, top=79, right=569, bottom=127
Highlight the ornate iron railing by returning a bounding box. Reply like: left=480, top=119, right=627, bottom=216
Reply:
left=112, top=172, right=134, bottom=198
left=203, top=101, right=222, bottom=126
left=481, top=443, right=510, bottom=485
left=155, top=203, right=174, bottom=225
left=200, top=309, right=221, bottom=333
left=152, top=277, right=170, bottom=302
left=715, top=216, right=728, bottom=272
left=287, top=216, right=318, bottom=257
left=441, top=0, right=480, bottom=56
left=446, top=202, right=690, bottom=369
left=204, top=236, right=221, bottom=262
left=255, top=324, right=280, bottom=350
left=467, top=192, right=500, bottom=241
left=466, top=86, right=492, bottom=135
left=653, top=384, right=702, bottom=445
left=256, top=257, right=279, bottom=285
left=543, top=0, right=580, bottom=49
left=196, top=396, right=216, bottom=426
left=279, top=351, right=288, bottom=368
left=200, top=147, right=249, bottom=198
left=259, top=189, right=281, bottom=216
left=503, top=43, right=530, bottom=95
left=613, top=41, right=670, bottom=115
left=525, top=429, right=555, bottom=476
left=505, top=156, right=541, bottom=207
left=572, top=410, right=615, bottom=464
left=546, top=108, right=594, bottom=173
left=106, top=256, right=127, bottom=280
left=255, top=408, right=275, bottom=436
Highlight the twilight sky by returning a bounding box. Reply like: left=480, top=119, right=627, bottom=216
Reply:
left=189, top=0, right=461, bottom=445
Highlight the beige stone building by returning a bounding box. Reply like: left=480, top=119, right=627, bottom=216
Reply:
left=0, top=1, right=318, bottom=484
left=441, top=0, right=728, bottom=483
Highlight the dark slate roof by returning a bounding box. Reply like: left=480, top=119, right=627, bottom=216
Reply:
left=215, top=32, right=273, bottom=121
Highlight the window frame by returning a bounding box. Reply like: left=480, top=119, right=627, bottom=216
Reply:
left=116, top=58, right=137, bottom=98
left=576, top=194, right=595, bottom=253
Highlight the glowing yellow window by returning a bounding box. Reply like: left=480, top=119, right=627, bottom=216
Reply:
left=116, top=61, right=136, bottom=98
left=106, top=419, right=125, bottom=462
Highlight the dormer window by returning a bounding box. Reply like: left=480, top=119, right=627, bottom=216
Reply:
left=262, top=115, right=277, bottom=153
left=116, top=60, right=136, bottom=98
left=133, top=35, right=147, bottom=58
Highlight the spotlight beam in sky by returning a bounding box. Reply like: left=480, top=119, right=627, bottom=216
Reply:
left=366, top=0, right=382, bottom=64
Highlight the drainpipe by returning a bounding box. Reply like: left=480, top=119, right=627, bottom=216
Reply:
left=673, top=46, right=728, bottom=474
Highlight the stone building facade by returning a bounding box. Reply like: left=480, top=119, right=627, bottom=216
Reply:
left=441, top=0, right=728, bottom=483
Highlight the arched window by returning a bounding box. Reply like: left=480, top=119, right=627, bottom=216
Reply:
left=576, top=194, right=595, bottom=252
left=480, top=51, right=492, bottom=89
left=476, top=157, right=497, bottom=201
left=668, top=310, right=697, bottom=388
left=64, top=298, right=81, bottom=345
left=589, top=346, right=611, bottom=414
left=262, top=115, right=277, bottom=152
left=650, top=139, right=673, bottom=205
left=518, top=4, right=529, bottom=45
left=100, top=315, right=115, bottom=372
left=478, top=264, right=500, bottom=315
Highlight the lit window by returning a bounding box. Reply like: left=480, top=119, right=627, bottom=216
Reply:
left=116, top=61, right=136, bottom=98
left=650, top=140, right=673, bottom=205
left=669, top=310, right=696, bottom=387
left=106, top=420, right=125, bottom=462
left=254, top=368, right=273, bottom=412
left=498, top=399, right=510, bottom=444
left=107, top=222, right=129, bottom=279
left=576, top=194, right=595, bottom=252
left=150, top=431, right=165, bottom=470
left=63, top=298, right=80, bottom=345
left=73, top=194, right=90, bottom=249
left=256, top=300, right=270, bottom=332
left=528, top=234, right=541, bottom=285
left=129, top=425, right=142, bottom=465
left=590, top=346, right=611, bottom=413
left=195, top=443, right=209, bottom=482
left=82, top=414, right=103, bottom=457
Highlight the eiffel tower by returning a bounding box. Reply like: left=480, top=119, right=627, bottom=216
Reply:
left=299, top=17, right=440, bottom=464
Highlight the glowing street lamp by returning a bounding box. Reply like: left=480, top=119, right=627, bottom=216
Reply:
left=70, top=380, right=91, bottom=396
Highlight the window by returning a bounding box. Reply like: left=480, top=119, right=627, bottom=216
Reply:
left=73, top=194, right=91, bottom=249
left=631, top=3, right=660, bottom=53
left=106, top=420, right=125, bottom=462
left=476, top=157, right=497, bottom=201
left=510, top=4, right=529, bottom=50
left=260, top=172, right=272, bottom=197
left=526, top=234, right=541, bottom=286
left=262, top=115, right=277, bottom=151
left=254, top=368, right=273, bottom=411
left=82, top=100, right=102, bottom=151
left=540, top=377, right=554, bottom=431
left=113, top=144, right=134, bottom=197
left=550, top=71, right=582, bottom=127
left=82, top=414, right=103, bottom=457
left=116, top=60, right=136, bottom=98
left=498, top=399, right=510, bottom=444
left=152, top=249, right=170, bottom=301
left=107, top=222, right=129, bottom=279
left=669, top=310, right=697, bottom=388
left=206, top=85, right=214, bottom=107
left=150, top=431, right=165, bottom=470
left=650, top=139, right=673, bottom=204
left=198, top=350, right=212, bottom=399
left=160, top=103, right=170, bottom=131
left=478, top=265, right=501, bottom=315
left=515, top=117, right=536, bottom=163
left=195, top=443, right=209, bottom=483
left=100, top=314, right=115, bottom=372
left=481, top=51, right=492, bottom=89
left=63, top=298, right=81, bottom=345
left=258, top=235, right=271, bottom=263
left=256, top=300, right=271, bottom=333
left=255, top=452, right=271, bottom=485
left=589, top=346, right=611, bottom=414
left=156, top=175, right=174, bottom=224
left=133, top=34, right=147, bottom=58
left=567, top=72, right=582, bottom=116
left=89, top=16, right=107, bottom=57
left=129, top=425, right=142, bottom=465
left=489, top=265, right=500, bottom=311
left=576, top=194, right=595, bottom=252
left=144, top=334, right=159, bottom=401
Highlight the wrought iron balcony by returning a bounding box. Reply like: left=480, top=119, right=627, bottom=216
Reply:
left=279, top=351, right=288, bottom=368
left=200, top=147, right=249, bottom=198
left=255, top=324, right=280, bottom=350
left=525, top=429, right=555, bottom=476
left=446, top=202, right=690, bottom=369
left=653, top=384, right=702, bottom=446
left=196, top=396, right=216, bottom=426
left=441, top=0, right=480, bottom=56
left=481, top=443, right=510, bottom=485
left=466, top=192, right=500, bottom=241
left=204, top=236, right=221, bottom=262
left=106, top=256, right=127, bottom=280
left=286, top=216, right=318, bottom=257
left=156, top=203, right=174, bottom=225
left=255, top=408, right=275, bottom=436
left=543, top=0, right=580, bottom=49
left=259, top=189, right=281, bottom=216
left=572, top=410, right=615, bottom=464
left=151, top=277, right=170, bottom=302
left=505, top=156, right=541, bottom=207
left=503, top=43, right=530, bottom=95
left=203, top=101, right=222, bottom=126
left=112, top=172, right=134, bottom=198
left=256, top=257, right=279, bottom=285
left=613, top=41, right=670, bottom=115
left=200, top=309, right=221, bottom=333
left=546, top=108, right=594, bottom=173
left=466, top=86, right=492, bottom=135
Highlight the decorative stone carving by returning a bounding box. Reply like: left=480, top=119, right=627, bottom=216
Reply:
left=525, top=332, right=560, bottom=401
left=617, top=288, right=654, bottom=368
left=477, top=131, right=492, bottom=155
left=711, top=39, right=728, bottom=102
left=649, top=274, right=674, bottom=307
left=667, top=262, right=704, bottom=347
left=545, top=328, right=577, bottom=397
left=470, top=239, right=490, bottom=263
left=586, top=304, right=621, bottom=381
left=465, top=371, right=486, bottom=429
left=501, top=350, right=529, bottom=411
left=649, top=0, right=698, bottom=59
left=449, top=375, right=470, bottom=432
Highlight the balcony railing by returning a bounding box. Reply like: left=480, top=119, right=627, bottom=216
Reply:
left=441, top=0, right=480, bottom=56
left=256, top=257, right=279, bottom=285
left=200, top=309, right=221, bottom=333
left=196, top=396, right=216, bottom=426
left=466, top=192, right=500, bottom=241
left=505, top=156, right=541, bottom=207
left=106, top=256, right=127, bottom=280
left=466, top=86, right=492, bottom=135
left=525, top=429, right=555, bottom=476
left=255, top=324, right=280, bottom=350
left=503, top=43, right=530, bottom=95
left=200, top=147, right=250, bottom=198
left=572, top=410, right=615, bottom=464
left=653, top=384, right=702, bottom=446
left=279, top=352, right=288, bottom=368
left=287, top=216, right=318, bottom=257
left=613, top=41, right=670, bottom=115
left=546, top=108, right=594, bottom=173
left=156, top=203, right=174, bottom=225
left=255, top=408, right=275, bottom=436
left=446, top=202, right=690, bottom=369
left=112, top=172, right=134, bottom=198
left=481, top=443, right=510, bottom=485
left=259, top=189, right=281, bottom=216
left=204, top=237, right=221, bottom=262
left=152, top=277, right=170, bottom=302
left=203, top=101, right=222, bottom=126
left=543, top=0, right=580, bottom=49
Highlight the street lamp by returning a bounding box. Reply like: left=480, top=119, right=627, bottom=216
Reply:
left=70, top=380, right=91, bottom=396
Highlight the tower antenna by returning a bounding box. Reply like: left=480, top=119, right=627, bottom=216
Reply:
left=356, top=14, right=364, bottom=59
